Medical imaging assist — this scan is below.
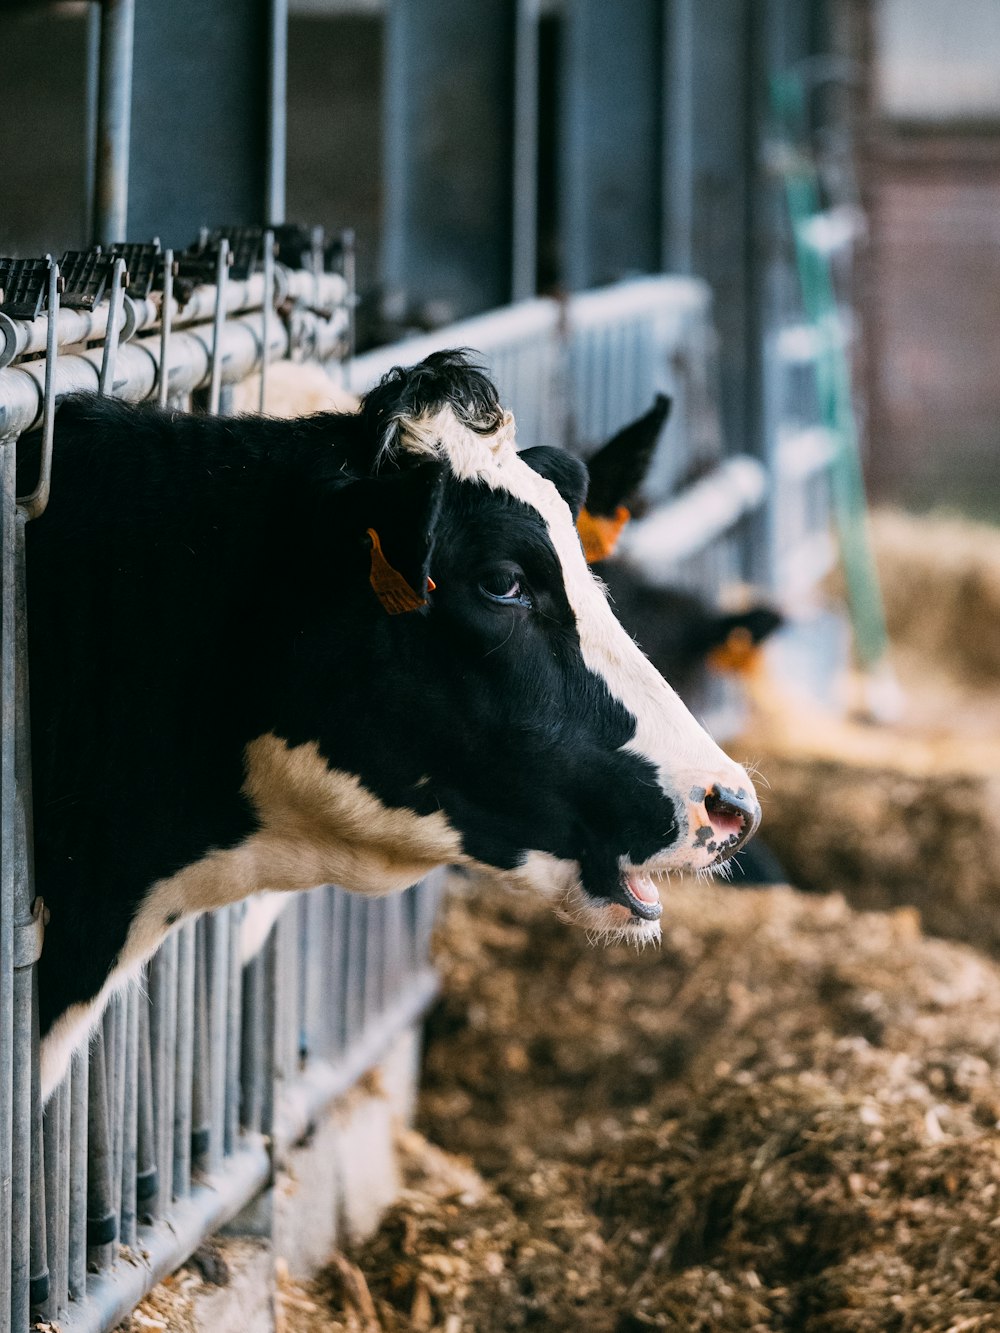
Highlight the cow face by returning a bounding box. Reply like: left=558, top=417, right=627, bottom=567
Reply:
left=265, top=353, right=759, bottom=945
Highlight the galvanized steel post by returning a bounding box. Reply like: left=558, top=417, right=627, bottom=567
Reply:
left=92, top=0, right=135, bottom=247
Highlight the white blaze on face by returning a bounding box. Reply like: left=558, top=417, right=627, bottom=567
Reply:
left=394, top=404, right=754, bottom=869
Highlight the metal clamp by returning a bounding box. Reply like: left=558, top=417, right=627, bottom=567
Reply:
left=14, top=897, right=47, bottom=970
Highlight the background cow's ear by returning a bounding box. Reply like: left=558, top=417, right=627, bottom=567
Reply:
left=348, top=460, right=448, bottom=607
left=519, top=447, right=589, bottom=520
left=584, top=393, right=672, bottom=518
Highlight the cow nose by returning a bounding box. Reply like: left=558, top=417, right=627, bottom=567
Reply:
left=694, top=783, right=761, bottom=861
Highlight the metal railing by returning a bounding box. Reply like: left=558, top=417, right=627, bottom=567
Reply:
left=0, top=270, right=834, bottom=1331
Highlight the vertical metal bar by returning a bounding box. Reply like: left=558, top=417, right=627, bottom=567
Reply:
left=30, top=1004, right=49, bottom=1317
left=42, top=1084, right=65, bottom=1319
left=150, top=930, right=177, bottom=1212
left=663, top=0, right=695, bottom=272
left=19, top=262, right=59, bottom=521
left=12, top=499, right=38, bottom=1329
left=512, top=0, right=540, bottom=301
left=224, top=908, right=242, bottom=1157
left=190, top=920, right=211, bottom=1174
left=344, top=896, right=365, bottom=1049
left=136, top=996, right=157, bottom=1220
left=157, top=249, right=174, bottom=410
left=266, top=0, right=288, bottom=227
left=86, top=1028, right=116, bottom=1273
left=173, top=922, right=195, bottom=1200
left=119, top=988, right=139, bottom=1249
left=341, top=229, right=356, bottom=368
left=92, top=0, right=135, bottom=247
left=105, top=996, right=127, bottom=1241
left=55, top=1062, right=71, bottom=1313
left=300, top=892, right=324, bottom=1064
left=328, top=889, right=349, bottom=1058
left=240, top=953, right=265, bottom=1136
left=206, top=911, right=228, bottom=1172
left=0, top=436, right=17, bottom=1333
left=98, top=257, right=127, bottom=397
left=259, top=933, right=278, bottom=1137
left=259, top=231, right=275, bottom=414
left=68, top=1049, right=89, bottom=1302
left=207, top=240, right=230, bottom=416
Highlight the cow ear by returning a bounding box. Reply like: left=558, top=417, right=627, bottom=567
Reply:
left=584, top=393, right=672, bottom=519
left=519, top=447, right=589, bottom=520
left=349, top=461, right=447, bottom=614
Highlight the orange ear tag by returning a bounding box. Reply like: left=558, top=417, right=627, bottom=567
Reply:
left=366, top=527, right=427, bottom=614
left=577, top=505, right=631, bottom=564
left=707, top=628, right=759, bottom=676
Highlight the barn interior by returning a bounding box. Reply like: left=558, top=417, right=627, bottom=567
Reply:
left=1, top=2, right=999, bottom=1330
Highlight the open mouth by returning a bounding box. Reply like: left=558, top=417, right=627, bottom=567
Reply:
left=621, top=868, right=663, bottom=921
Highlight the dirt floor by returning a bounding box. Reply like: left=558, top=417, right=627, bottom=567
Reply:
left=257, top=876, right=1000, bottom=1333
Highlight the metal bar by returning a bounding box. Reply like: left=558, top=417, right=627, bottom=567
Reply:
left=86, top=1027, right=115, bottom=1274
left=266, top=0, right=288, bottom=227
left=512, top=0, right=540, bottom=302
left=224, top=909, right=242, bottom=1157
left=68, top=1049, right=89, bottom=1302
left=92, top=0, right=135, bottom=246
left=119, top=988, right=139, bottom=1249
left=258, top=232, right=275, bottom=414
left=18, top=260, right=59, bottom=520
left=30, top=1000, right=49, bottom=1317
left=12, top=500, right=37, bottom=1329
left=136, top=997, right=157, bottom=1221
left=150, top=931, right=178, bottom=1214
left=173, top=923, right=195, bottom=1200
left=0, top=437, right=17, bottom=1333
left=42, top=1083, right=64, bottom=1319
left=190, top=922, right=211, bottom=1174
left=206, top=911, right=229, bottom=1172
left=207, top=241, right=230, bottom=416
left=157, top=250, right=174, bottom=410
left=240, top=953, right=264, bottom=1136
left=98, top=257, right=127, bottom=397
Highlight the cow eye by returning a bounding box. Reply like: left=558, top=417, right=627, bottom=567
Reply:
left=478, top=569, right=533, bottom=608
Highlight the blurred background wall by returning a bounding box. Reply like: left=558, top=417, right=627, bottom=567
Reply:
left=2, top=0, right=996, bottom=519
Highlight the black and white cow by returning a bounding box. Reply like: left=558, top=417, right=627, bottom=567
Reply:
left=27, top=351, right=760, bottom=1097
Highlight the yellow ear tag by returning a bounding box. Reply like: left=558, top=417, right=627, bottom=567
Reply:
left=577, top=505, right=631, bottom=564
left=366, top=527, right=427, bottom=615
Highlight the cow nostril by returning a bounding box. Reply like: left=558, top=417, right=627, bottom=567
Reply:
left=703, top=785, right=761, bottom=854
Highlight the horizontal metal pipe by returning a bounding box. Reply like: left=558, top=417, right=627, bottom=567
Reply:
left=273, top=966, right=438, bottom=1156
left=621, top=454, right=768, bottom=573
left=0, top=267, right=347, bottom=369
left=53, top=1141, right=270, bottom=1333
left=0, top=306, right=346, bottom=438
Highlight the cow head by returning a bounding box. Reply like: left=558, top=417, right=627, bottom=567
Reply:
left=264, top=351, right=759, bottom=944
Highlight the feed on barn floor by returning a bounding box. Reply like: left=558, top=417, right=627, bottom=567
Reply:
left=305, top=881, right=1000, bottom=1332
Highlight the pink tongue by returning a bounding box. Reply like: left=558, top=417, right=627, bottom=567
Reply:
left=627, top=873, right=659, bottom=905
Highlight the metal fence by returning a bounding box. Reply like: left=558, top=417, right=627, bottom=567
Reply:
left=0, top=265, right=834, bottom=1332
